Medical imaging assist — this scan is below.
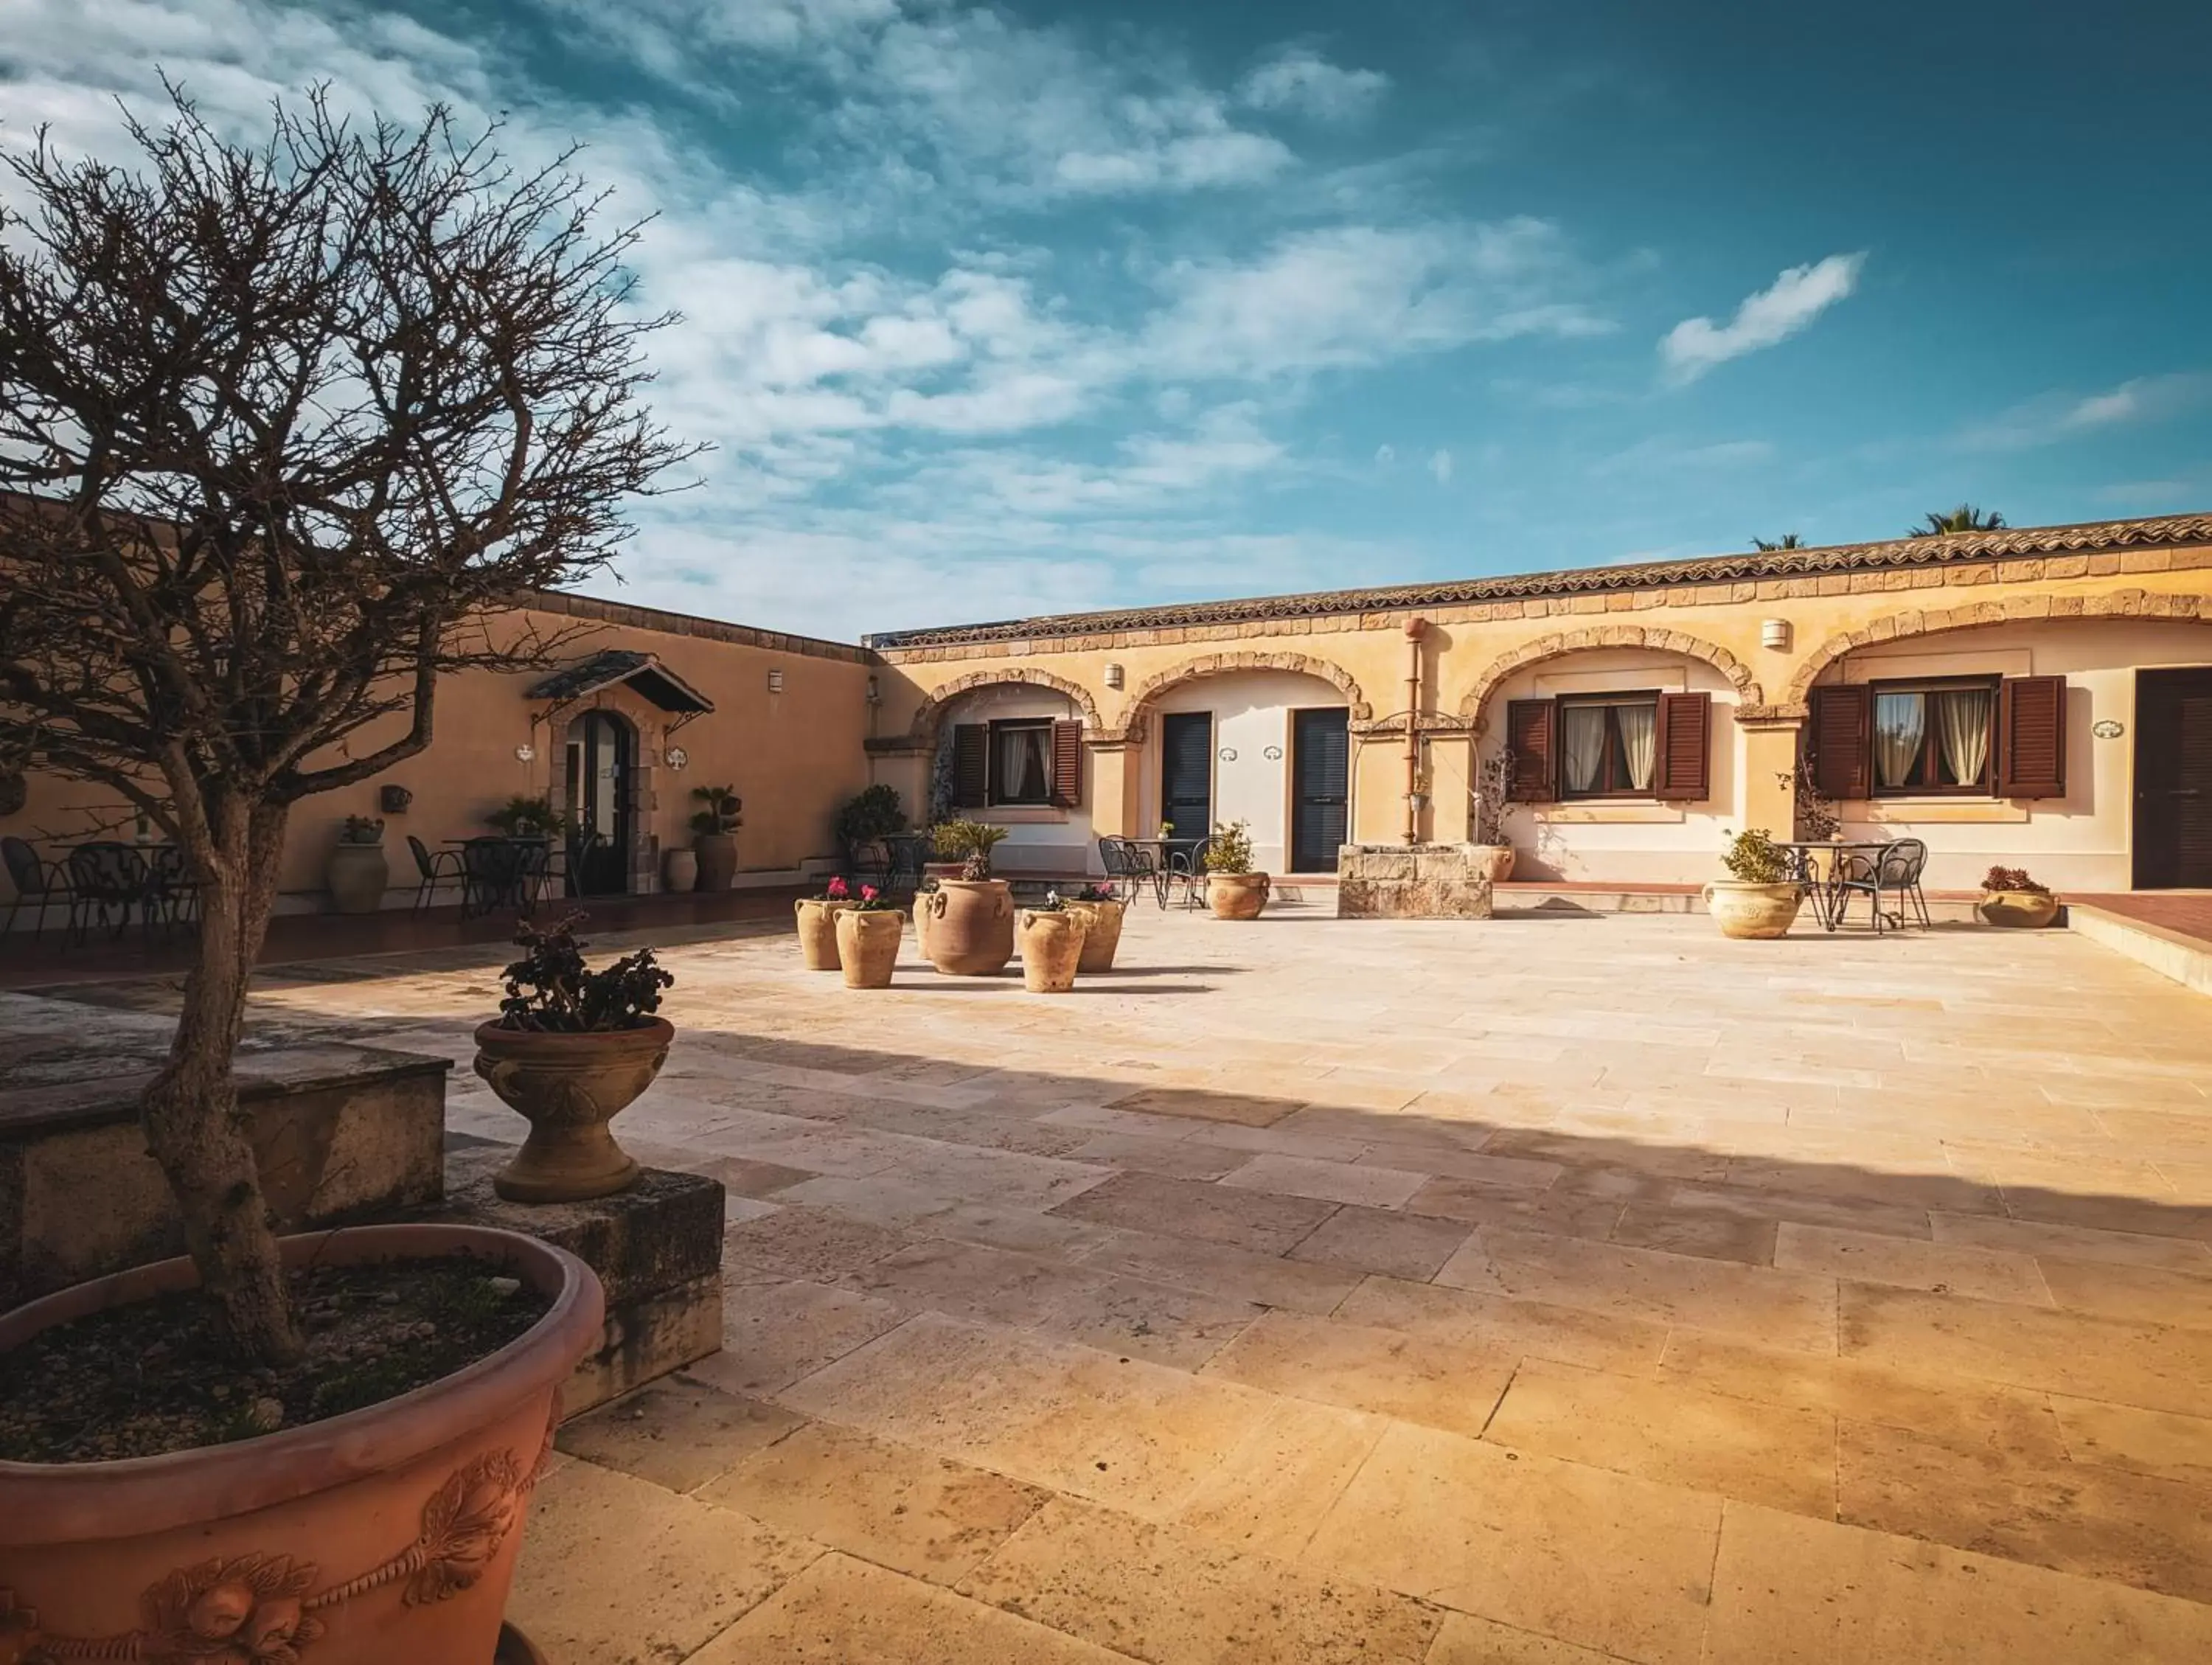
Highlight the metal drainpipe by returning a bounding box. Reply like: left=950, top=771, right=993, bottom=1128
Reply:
left=1404, top=616, right=1427, bottom=845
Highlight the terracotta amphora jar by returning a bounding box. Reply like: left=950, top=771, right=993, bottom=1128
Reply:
left=1977, top=888, right=2061, bottom=928
left=473, top=1016, right=672, bottom=1201
left=661, top=847, right=698, bottom=893
left=0, top=1223, right=604, bottom=1665
left=794, top=897, right=852, bottom=969
left=1207, top=871, right=1270, bottom=920
left=1468, top=844, right=1516, bottom=883
left=1062, top=897, right=1126, bottom=972
left=835, top=908, right=903, bottom=988
left=920, top=879, right=1014, bottom=975
left=1017, top=908, right=1088, bottom=993
left=1703, top=880, right=1803, bottom=939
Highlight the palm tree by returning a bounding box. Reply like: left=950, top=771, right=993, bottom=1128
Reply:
left=1910, top=504, right=2007, bottom=537
left=1750, top=533, right=1804, bottom=551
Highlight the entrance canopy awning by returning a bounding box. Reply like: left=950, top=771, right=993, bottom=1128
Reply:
left=528, top=650, right=714, bottom=717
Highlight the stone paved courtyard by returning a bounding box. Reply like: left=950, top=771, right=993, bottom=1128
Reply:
left=145, top=903, right=2212, bottom=1659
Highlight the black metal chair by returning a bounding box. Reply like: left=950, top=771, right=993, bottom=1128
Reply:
left=406, top=835, right=465, bottom=911
left=1831, top=838, right=1931, bottom=935
left=459, top=836, right=531, bottom=920
left=145, top=844, right=198, bottom=937
left=66, top=841, right=155, bottom=942
left=1096, top=837, right=1157, bottom=906
left=2, top=835, right=71, bottom=941
left=515, top=838, right=553, bottom=913
left=1166, top=836, right=1217, bottom=910
left=880, top=833, right=928, bottom=898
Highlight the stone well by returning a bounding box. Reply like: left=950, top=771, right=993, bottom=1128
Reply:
left=1335, top=843, right=1496, bottom=920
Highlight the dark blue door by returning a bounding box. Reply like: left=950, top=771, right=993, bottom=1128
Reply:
left=1291, top=707, right=1349, bottom=872
left=1160, top=711, right=1212, bottom=838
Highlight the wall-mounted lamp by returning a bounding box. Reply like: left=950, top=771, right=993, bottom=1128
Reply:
left=1218, top=746, right=1238, bottom=762
left=514, top=743, right=535, bottom=763
left=1103, top=662, right=1125, bottom=689
left=865, top=675, right=880, bottom=704
left=767, top=669, right=785, bottom=694
left=1760, top=619, right=1792, bottom=651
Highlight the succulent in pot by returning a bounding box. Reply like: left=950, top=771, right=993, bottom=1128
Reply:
left=485, top=793, right=564, bottom=840
left=327, top=814, right=389, bottom=914
left=927, top=818, right=1009, bottom=877
left=1017, top=889, right=1088, bottom=993
left=834, top=883, right=903, bottom=988
left=473, top=913, right=675, bottom=1203
left=1977, top=864, right=2060, bottom=928
left=1203, top=820, right=1270, bottom=920
left=1705, top=828, right=1804, bottom=939
left=1061, top=881, right=1127, bottom=973
left=689, top=785, right=742, bottom=891
left=796, top=874, right=856, bottom=970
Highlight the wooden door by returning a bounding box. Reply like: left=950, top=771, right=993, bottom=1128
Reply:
left=1290, top=707, right=1349, bottom=872
left=2135, top=668, right=2212, bottom=889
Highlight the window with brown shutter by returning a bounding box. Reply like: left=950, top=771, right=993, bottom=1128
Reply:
left=1505, top=698, right=1557, bottom=802
left=951, top=723, right=989, bottom=808
left=1996, top=675, right=2067, bottom=799
left=1808, top=684, right=1872, bottom=800
left=1050, top=719, right=1083, bottom=807
left=1652, top=691, right=1712, bottom=800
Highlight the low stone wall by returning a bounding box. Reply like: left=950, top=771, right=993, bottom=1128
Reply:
left=1336, top=843, right=1496, bottom=920
left=1, top=1044, right=450, bottom=1308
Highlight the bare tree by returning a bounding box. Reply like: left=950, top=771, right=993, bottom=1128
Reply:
left=0, top=88, right=695, bottom=1363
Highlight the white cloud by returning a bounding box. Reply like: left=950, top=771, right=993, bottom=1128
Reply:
left=1659, top=252, right=1866, bottom=383
left=1374, top=443, right=1397, bottom=465
left=1238, top=47, right=1388, bottom=122
left=1429, top=448, right=1453, bottom=484
left=1959, top=372, right=2211, bottom=451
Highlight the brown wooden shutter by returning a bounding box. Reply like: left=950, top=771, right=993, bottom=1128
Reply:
left=1997, top=675, right=2067, bottom=798
left=1652, top=692, right=1712, bottom=800
left=1808, top=684, right=1871, bottom=800
left=1050, top=720, right=1082, bottom=807
left=952, top=723, right=989, bottom=808
left=1505, top=698, right=1557, bottom=802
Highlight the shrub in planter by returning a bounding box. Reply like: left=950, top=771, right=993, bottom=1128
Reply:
left=327, top=814, right=389, bottom=914
left=1706, top=828, right=1804, bottom=939
left=1977, top=864, right=2061, bottom=928
left=689, top=785, right=742, bottom=891
left=486, top=793, right=564, bottom=840
left=1203, top=820, right=1270, bottom=920
left=1017, top=891, right=1088, bottom=993
left=796, top=875, right=855, bottom=970
left=835, top=784, right=908, bottom=872
left=928, top=818, right=1009, bottom=877
left=834, top=883, right=903, bottom=988
left=1062, top=882, right=1126, bottom=973
left=473, top=914, right=675, bottom=1203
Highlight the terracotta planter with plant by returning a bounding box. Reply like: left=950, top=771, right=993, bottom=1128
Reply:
left=1017, top=899, right=1088, bottom=993
left=0, top=1223, right=603, bottom=1665
left=1062, top=884, right=1127, bottom=973
left=920, top=855, right=1014, bottom=974
left=1705, top=829, right=1804, bottom=939
left=835, top=888, right=903, bottom=988
left=1468, top=751, right=1522, bottom=883
left=689, top=785, right=742, bottom=891
left=796, top=877, right=855, bottom=969
left=327, top=816, right=390, bottom=914
left=1976, top=865, right=2061, bottom=928
left=1203, top=820, right=1270, bottom=920
left=661, top=847, right=698, bottom=893
left=472, top=914, right=675, bottom=1203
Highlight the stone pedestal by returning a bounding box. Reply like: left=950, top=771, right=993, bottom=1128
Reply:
left=1335, top=843, right=1495, bottom=920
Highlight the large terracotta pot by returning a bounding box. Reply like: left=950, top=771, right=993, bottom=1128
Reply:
left=1017, top=909, right=1088, bottom=993
left=661, top=847, right=698, bottom=894
left=919, top=879, right=1013, bottom=975
left=327, top=843, right=389, bottom=914
left=1062, top=898, right=1126, bottom=972
left=1977, top=889, right=2061, bottom=928
left=693, top=833, right=737, bottom=892
left=1469, top=844, right=1517, bottom=883
left=795, top=898, right=852, bottom=969
left=1207, top=872, right=1271, bottom=920
left=472, top=1017, right=673, bottom=1202
left=0, top=1223, right=604, bottom=1665
left=1704, top=880, right=1804, bottom=940
left=835, top=908, right=903, bottom=989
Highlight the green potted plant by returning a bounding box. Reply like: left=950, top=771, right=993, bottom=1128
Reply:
left=689, top=785, right=742, bottom=891
left=472, top=914, right=675, bottom=1202
left=925, top=817, right=1008, bottom=879
left=834, top=882, right=904, bottom=989
left=1977, top=865, right=2060, bottom=929
left=327, top=814, right=389, bottom=914
left=486, top=793, right=564, bottom=840
left=796, top=875, right=856, bottom=970
left=834, top=784, right=908, bottom=875
left=1016, top=888, right=1088, bottom=993
left=1706, top=828, right=1804, bottom=939
left=1061, top=881, right=1127, bottom=973
left=1203, top=819, right=1270, bottom=920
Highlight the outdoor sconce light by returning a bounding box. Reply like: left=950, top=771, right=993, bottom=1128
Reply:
left=1760, top=619, right=1792, bottom=651
left=378, top=784, right=413, bottom=815
left=767, top=669, right=785, bottom=694
left=1103, top=662, right=1124, bottom=689
left=866, top=675, right=880, bottom=703
left=513, top=743, right=535, bottom=763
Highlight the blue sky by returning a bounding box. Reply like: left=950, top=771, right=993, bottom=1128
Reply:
left=5, top=1, right=2209, bottom=639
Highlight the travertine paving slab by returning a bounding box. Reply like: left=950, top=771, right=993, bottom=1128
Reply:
left=721, top=1205, right=911, bottom=1282
left=1169, top=1397, right=1387, bottom=1561
left=1050, top=1169, right=1338, bottom=1254
left=1220, top=1151, right=1429, bottom=1209
left=1202, top=1309, right=1517, bottom=1439
left=557, top=1375, right=804, bottom=1493
left=1608, top=1200, right=1777, bottom=1266
left=2049, top=1395, right=2212, bottom=1484
left=1285, top=1203, right=1471, bottom=1279
left=1774, top=1221, right=2053, bottom=1304
left=1077, top=1223, right=1364, bottom=1313
left=1930, top=1209, right=2212, bottom=1273
left=1425, top=1611, right=1630, bottom=1664
left=2034, top=1254, right=2212, bottom=1329
left=1335, top=1275, right=1669, bottom=1375
left=694, top=1276, right=905, bottom=1397
left=1108, top=1085, right=1295, bottom=1127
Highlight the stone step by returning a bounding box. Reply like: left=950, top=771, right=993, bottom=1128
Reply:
left=2069, top=903, right=2212, bottom=996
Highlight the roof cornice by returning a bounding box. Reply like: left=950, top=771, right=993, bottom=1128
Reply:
left=861, top=511, right=2212, bottom=651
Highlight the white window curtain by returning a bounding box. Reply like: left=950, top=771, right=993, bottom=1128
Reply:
left=995, top=724, right=1049, bottom=802
left=1873, top=692, right=1926, bottom=789
left=1615, top=703, right=1658, bottom=791
left=1934, top=687, right=1992, bottom=788
left=1561, top=705, right=1607, bottom=793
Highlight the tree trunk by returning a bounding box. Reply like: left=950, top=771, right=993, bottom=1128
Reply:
left=139, top=799, right=302, bottom=1366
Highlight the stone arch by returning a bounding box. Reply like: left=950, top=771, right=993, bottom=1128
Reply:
left=1457, top=628, right=1763, bottom=732
left=902, top=667, right=1102, bottom=745
left=1785, top=590, right=2211, bottom=708
left=1121, top=650, right=1371, bottom=728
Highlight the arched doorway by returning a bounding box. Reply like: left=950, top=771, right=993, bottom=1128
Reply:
left=564, top=709, right=636, bottom=895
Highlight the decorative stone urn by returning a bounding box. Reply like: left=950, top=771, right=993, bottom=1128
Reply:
left=835, top=908, right=903, bottom=988
left=1062, top=897, right=1126, bottom=972
left=471, top=1017, right=673, bottom=1202
left=1207, top=872, right=1271, bottom=921
left=662, top=847, right=698, bottom=893
left=920, top=879, right=1014, bottom=975
left=1704, top=880, right=1804, bottom=940
left=795, top=897, right=852, bottom=970
left=1469, top=844, right=1517, bottom=883
left=1017, top=909, right=1088, bottom=993
left=1977, top=889, right=2061, bottom=928
left=0, top=1223, right=603, bottom=1665
left=327, top=841, right=389, bottom=915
